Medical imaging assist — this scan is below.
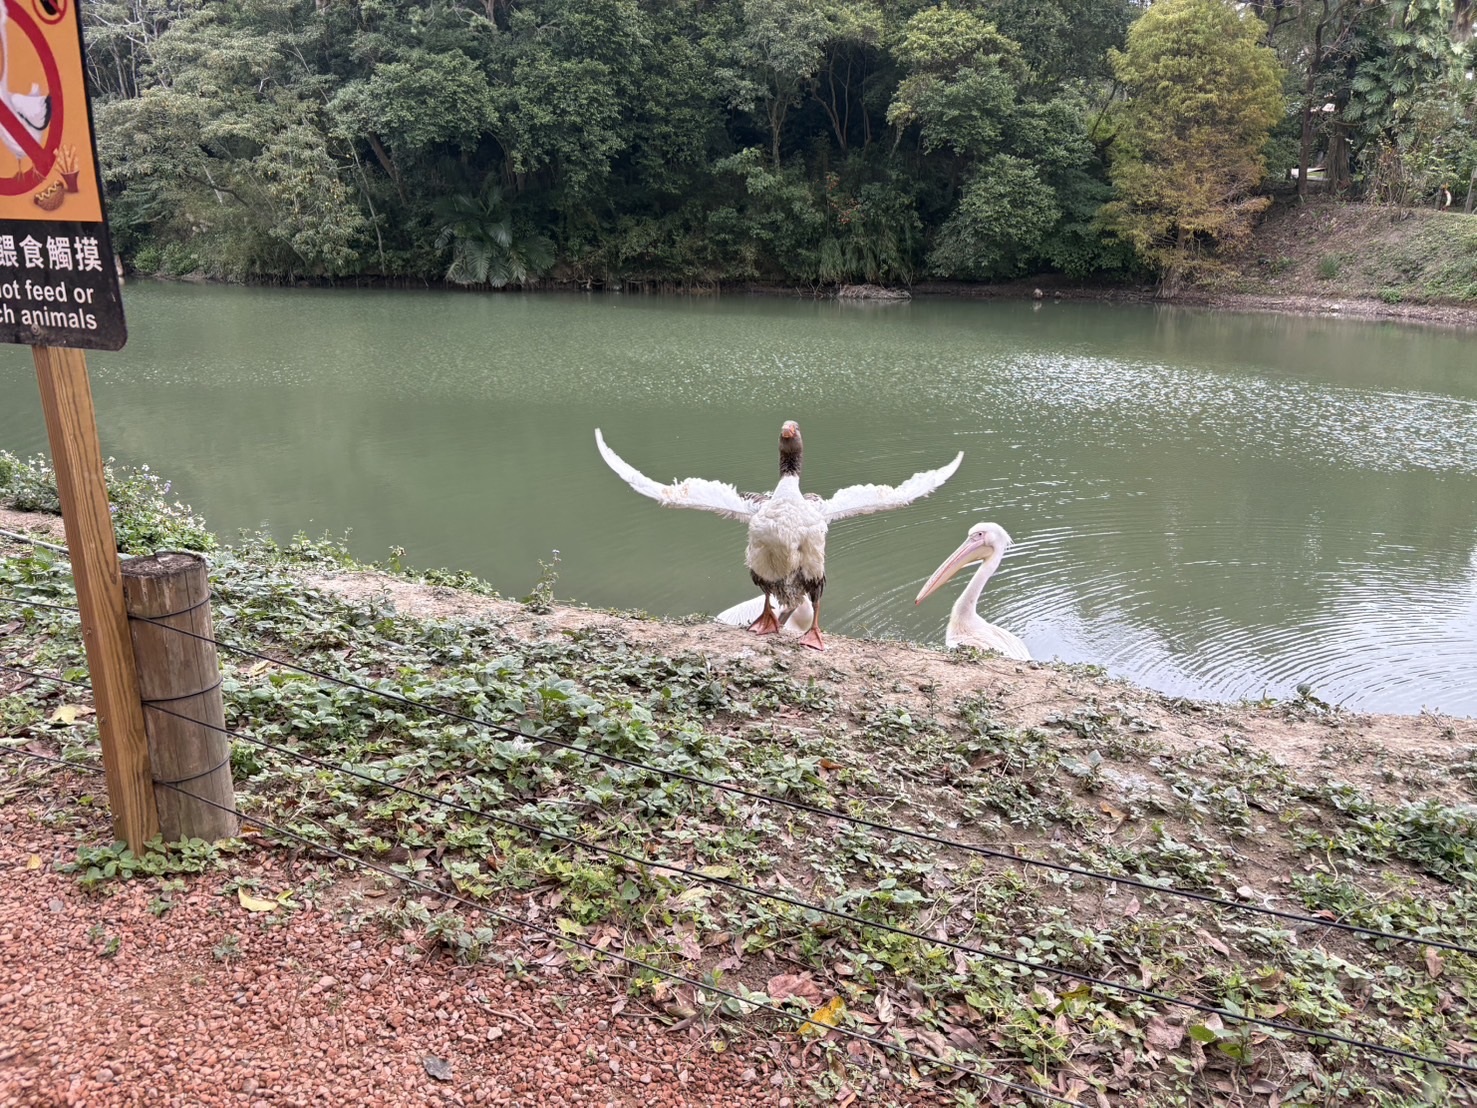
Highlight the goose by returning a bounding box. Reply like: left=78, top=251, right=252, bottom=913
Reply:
left=915, top=521, right=1030, bottom=659
left=595, top=421, right=963, bottom=651
left=0, top=4, right=50, bottom=177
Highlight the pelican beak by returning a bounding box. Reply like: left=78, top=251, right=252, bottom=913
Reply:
left=916, top=534, right=992, bottom=604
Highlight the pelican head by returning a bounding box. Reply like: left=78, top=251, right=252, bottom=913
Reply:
left=778, top=420, right=803, bottom=475
left=916, top=521, right=1013, bottom=604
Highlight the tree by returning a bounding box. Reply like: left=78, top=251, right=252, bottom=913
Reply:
left=1102, top=0, right=1284, bottom=295
left=434, top=180, right=554, bottom=287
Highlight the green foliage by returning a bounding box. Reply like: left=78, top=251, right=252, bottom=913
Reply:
left=434, top=180, right=554, bottom=288
left=1102, top=0, right=1284, bottom=293
left=86, top=0, right=1143, bottom=287
left=0, top=451, right=214, bottom=554
left=1317, top=254, right=1343, bottom=279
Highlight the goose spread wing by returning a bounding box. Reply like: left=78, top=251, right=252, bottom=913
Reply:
left=595, top=429, right=758, bottom=520
left=819, top=451, right=964, bottom=521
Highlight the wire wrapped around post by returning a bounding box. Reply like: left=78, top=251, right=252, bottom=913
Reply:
left=121, top=551, right=238, bottom=841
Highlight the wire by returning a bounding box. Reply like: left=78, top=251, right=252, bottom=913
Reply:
left=0, top=527, right=69, bottom=555
left=153, top=778, right=1084, bottom=1106
left=123, top=611, right=1477, bottom=958
left=0, top=661, right=93, bottom=690
left=0, top=595, right=81, bottom=616
left=10, top=593, right=1476, bottom=956
left=142, top=699, right=1477, bottom=1077
left=0, top=745, right=101, bottom=772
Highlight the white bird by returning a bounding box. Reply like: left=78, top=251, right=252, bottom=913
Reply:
left=714, top=594, right=814, bottom=635
left=915, top=521, right=1030, bottom=659
left=595, top=421, right=963, bottom=651
left=0, top=4, right=51, bottom=177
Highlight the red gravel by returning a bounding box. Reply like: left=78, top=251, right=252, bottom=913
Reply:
left=0, top=778, right=954, bottom=1108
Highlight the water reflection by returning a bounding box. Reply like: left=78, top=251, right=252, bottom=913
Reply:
left=1, top=284, right=1474, bottom=715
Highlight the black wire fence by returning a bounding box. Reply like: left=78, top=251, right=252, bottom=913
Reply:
left=4, top=543, right=1477, bottom=1101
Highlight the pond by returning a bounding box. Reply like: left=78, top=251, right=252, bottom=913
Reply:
left=3, top=282, right=1476, bottom=716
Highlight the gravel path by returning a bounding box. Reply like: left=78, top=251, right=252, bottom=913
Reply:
left=0, top=773, right=950, bottom=1108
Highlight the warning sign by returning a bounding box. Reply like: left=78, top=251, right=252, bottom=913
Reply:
left=0, top=0, right=125, bottom=350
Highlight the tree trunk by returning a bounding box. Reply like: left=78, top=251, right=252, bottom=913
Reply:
left=1325, top=124, right=1351, bottom=193
left=1298, top=2, right=1329, bottom=202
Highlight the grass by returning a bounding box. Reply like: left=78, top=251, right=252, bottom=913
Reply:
left=1244, top=200, right=1477, bottom=305
left=5, top=452, right=1477, bottom=1106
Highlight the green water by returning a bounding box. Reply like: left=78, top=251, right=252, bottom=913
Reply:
left=3, top=282, right=1476, bottom=715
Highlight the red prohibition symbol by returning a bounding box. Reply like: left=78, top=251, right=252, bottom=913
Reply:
left=32, top=0, right=65, bottom=26
left=0, top=0, right=64, bottom=194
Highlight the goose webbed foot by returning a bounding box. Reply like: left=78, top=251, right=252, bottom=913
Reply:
left=797, top=625, right=824, bottom=651
left=747, top=601, right=782, bottom=636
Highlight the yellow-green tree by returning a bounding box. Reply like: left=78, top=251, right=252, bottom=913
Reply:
left=1102, top=0, right=1284, bottom=295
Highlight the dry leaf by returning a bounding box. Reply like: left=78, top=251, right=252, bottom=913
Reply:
left=26, top=855, right=42, bottom=871
left=48, top=704, right=81, bottom=724
left=801, top=996, right=846, bottom=1039
left=1146, top=1016, right=1184, bottom=1052
left=237, top=888, right=278, bottom=913
left=1425, top=947, right=1445, bottom=979
left=767, top=973, right=822, bottom=1005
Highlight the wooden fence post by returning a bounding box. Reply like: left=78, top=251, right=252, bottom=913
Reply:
left=33, top=346, right=159, bottom=852
left=121, top=552, right=238, bottom=841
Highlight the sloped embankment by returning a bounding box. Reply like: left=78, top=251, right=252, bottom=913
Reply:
left=4, top=520, right=1477, bottom=1105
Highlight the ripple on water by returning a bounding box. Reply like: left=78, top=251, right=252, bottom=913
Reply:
left=5, top=289, right=1477, bottom=716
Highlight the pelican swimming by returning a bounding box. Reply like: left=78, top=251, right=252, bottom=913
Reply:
left=595, top=421, right=963, bottom=651
left=915, top=521, right=1030, bottom=659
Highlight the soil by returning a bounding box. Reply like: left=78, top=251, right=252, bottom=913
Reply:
left=0, top=803, right=860, bottom=1108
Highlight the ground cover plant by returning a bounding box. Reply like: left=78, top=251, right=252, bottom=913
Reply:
left=4, top=453, right=1477, bottom=1106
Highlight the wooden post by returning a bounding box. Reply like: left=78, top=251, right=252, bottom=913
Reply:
left=33, top=346, right=158, bottom=852
left=121, top=552, right=238, bottom=841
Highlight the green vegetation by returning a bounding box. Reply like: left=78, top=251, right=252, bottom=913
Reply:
left=83, top=1, right=1475, bottom=295
left=1102, top=0, right=1283, bottom=296
left=6, top=452, right=1477, bottom=1104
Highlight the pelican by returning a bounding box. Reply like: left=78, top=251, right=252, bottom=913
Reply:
left=915, top=521, right=1030, bottom=659
left=0, top=4, right=51, bottom=177
left=714, top=594, right=814, bottom=635
left=595, top=421, right=963, bottom=651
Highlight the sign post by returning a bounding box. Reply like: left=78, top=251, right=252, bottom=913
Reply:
left=0, top=0, right=154, bottom=848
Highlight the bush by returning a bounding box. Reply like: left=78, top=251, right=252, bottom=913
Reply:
left=132, top=245, right=163, bottom=274
left=0, top=450, right=214, bottom=554
left=1316, top=254, right=1341, bottom=280
left=159, top=242, right=201, bottom=277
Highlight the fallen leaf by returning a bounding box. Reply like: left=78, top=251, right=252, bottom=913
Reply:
left=875, top=992, right=894, bottom=1024
left=1121, top=896, right=1141, bottom=919
left=26, top=855, right=42, bottom=871
left=237, top=888, right=278, bottom=913
left=1425, top=947, right=1445, bottom=979
left=1195, top=928, right=1231, bottom=957
left=801, top=996, right=846, bottom=1039
left=423, top=1057, right=452, bottom=1082
left=767, top=973, right=823, bottom=1006
left=1146, top=1016, right=1184, bottom=1052
left=48, top=705, right=81, bottom=724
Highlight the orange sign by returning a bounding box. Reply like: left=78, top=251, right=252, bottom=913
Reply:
left=0, top=0, right=99, bottom=221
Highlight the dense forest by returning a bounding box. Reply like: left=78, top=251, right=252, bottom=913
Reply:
left=82, top=0, right=1477, bottom=289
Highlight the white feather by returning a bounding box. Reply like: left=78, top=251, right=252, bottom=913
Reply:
left=594, top=429, right=757, bottom=520
left=819, top=452, right=964, bottom=521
